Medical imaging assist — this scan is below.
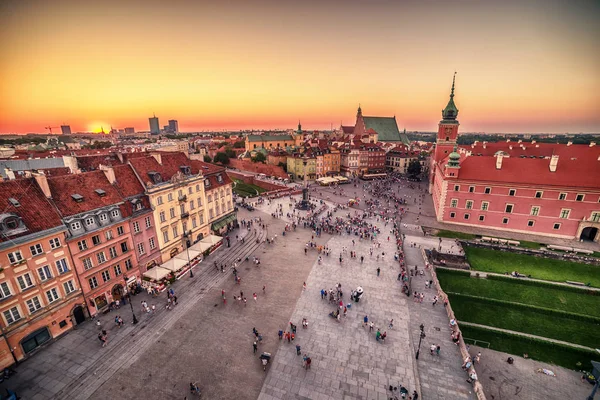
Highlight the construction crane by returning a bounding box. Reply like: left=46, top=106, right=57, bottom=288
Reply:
left=45, top=126, right=59, bottom=134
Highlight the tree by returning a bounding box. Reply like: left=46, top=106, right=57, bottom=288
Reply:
left=214, top=152, right=230, bottom=164
left=252, top=152, right=266, bottom=163
left=278, top=161, right=287, bottom=172
left=203, top=155, right=212, bottom=163
left=407, top=158, right=422, bottom=177
left=225, top=147, right=236, bottom=159
left=233, top=141, right=245, bottom=148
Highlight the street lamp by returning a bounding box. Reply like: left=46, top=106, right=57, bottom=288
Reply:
left=183, top=230, right=193, bottom=278
left=415, top=323, right=426, bottom=359
left=123, top=276, right=138, bottom=324
left=587, top=360, right=600, bottom=400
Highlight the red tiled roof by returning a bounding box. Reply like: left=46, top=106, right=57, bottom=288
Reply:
left=0, top=178, right=64, bottom=243
left=341, top=126, right=354, bottom=134
left=463, top=142, right=600, bottom=160
left=39, top=167, right=72, bottom=177
left=228, top=159, right=288, bottom=179
left=456, top=155, right=600, bottom=189
left=112, top=164, right=144, bottom=198
left=47, top=171, right=124, bottom=216
left=76, top=154, right=123, bottom=171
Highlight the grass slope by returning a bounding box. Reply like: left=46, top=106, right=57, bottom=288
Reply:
left=464, top=246, right=600, bottom=287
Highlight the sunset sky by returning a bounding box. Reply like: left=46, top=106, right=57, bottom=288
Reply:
left=1, top=0, right=599, bottom=134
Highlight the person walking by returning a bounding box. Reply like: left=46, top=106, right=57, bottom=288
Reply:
left=253, top=293, right=258, bottom=302
left=369, top=321, right=374, bottom=332
left=363, top=315, right=369, bottom=327
left=376, top=267, right=380, bottom=277
left=296, top=344, right=301, bottom=356
left=388, top=319, right=394, bottom=329
left=432, top=295, right=439, bottom=306
left=253, top=341, right=258, bottom=354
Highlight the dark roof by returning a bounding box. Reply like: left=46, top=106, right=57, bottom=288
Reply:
left=112, top=164, right=145, bottom=198
left=341, top=126, right=354, bottom=134
left=76, top=154, right=123, bottom=171
left=47, top=171, right=124, bottom=216
left=363, top=117, right=409, bottom=144
left=0, top=178, right=64, bottom=243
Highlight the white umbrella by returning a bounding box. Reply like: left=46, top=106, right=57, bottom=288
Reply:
left=142, top=266, right=171, bottom=281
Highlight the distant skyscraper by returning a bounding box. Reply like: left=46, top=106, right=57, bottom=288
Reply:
left=168, top=120, right=179, bottom=133
left=60, top=125, right=71, bottom=135
left=124, top=127, right=135, bottom=134
left=149, top=114, right=160, bottom=134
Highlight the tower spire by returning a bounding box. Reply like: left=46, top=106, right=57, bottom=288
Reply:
left=450, top=71, right=457, bottom=98
left=441, top=72, right=459, bottom=121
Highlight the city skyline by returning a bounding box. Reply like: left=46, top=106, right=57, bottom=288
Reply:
left=1, top=0, right=599, bottom=134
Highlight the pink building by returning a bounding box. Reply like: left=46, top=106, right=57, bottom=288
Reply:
left=430, top=76, right=600, bottom=242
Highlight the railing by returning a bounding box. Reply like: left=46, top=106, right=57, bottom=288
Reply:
left=178, top=195, right=187, bottom=202
left=181, top=212, right=189, bottom=219
left=463, top=337, right=491, bottom=348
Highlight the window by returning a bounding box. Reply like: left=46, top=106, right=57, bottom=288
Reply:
left=125, top=259, right=132, bottom=270
left=478, top=215, right=485, bottom=221
left=182, top=222, right=187, bottom=232
left=530, top=206, right=540, bottom=216
left=97, top=252, right=107, bottom=264
left=180, top=204, right=186, bottom=214
left=145, top=216, right=152, bottom=228
left=71, top=221, right=82, bottom=230
left=0, top=282, right=11, bottom=299
left=527, top=220, right=535, bottom=227
left=209, top=209, right=214, bottom=219
left=465, top=200, right=473, bottom=210
left=63, top=281, right=76, bottom=295
left=49, top=237, right=61, bottom=249
left=109, top=246, right=118, bottom=259
left=30, top=243, right=43, bottom=256
left=449, top=212, right=456, bottom=218
left=453, top=185, right=460, bottom=192
left=505, top=204, right=514, bottom=213
left=591, top=212, right=600, bottom=223
left=89, top=277, right=98, bottom=289
left=464, top=213, right=470, bottom=220
left=115, top=226, right=124, bottom=236
left=508, top=189, right=516, bottom=196
left=560, top=209, right=570, bottom=219
left=56, top=259, right=69, bottom=274
left=92, top=235, right=101, bottom=246
left=559, top=193, right=567, bottom=200
left=111, top=209, right=120, bottom=218
left=576, top=194, right=585, bottom=202
left=3, top=307, right=21, bottom=325
left=26, top=297, right=42, bottom=314
left=553, top=223, right=561, bottom=230
left=502, top=218, right=509, bottom=224
left=198, top=198, right=203, bottom=207
left=480, top=201, right=489, bottom=211
left=101, top=270, right=110, bottom=282
left=192, top=217, right=197, bottom=228
left=38, top=265, right=53, bottom=281
left=170, top=208, right=176, bottom=219
left=46, top=288, right=60, bottom=303
left=159, top=211, right=166, bottom=223
left=199, top=214, right=204, bottom=224
left=99, top=213, right=108, bottom=222
left=77, top=240, right=88, bottom=251
left=114, top=264, right=122, bottom=276
left=8, top=251, right=23, bottom=264
left=215, top=204, right=220, bottom=215
left=82, top=258, right=93, bottom=270
left=172, top=227, right=178, bottom=238
left=484, top=187, right=491, bottom=194
left=188, top=187, right=193, bottom=194
left=167, top=193, right=173, bottom=201
left=208, top=195, right=213, bottom=203
left=137, top=243, right=145, bottom=255
left=120, top=242, right=129, bottom=253
left=85, top=217, right=95, bottom=226
left=17, top=273, right=34, bottom=291
left=149, top=237, right=156, bottom=250
left=105, top=230, right=113, bottom=240
left=196, top=184, right=200, bottom=192
left=535, top=191, right=543, bottom=198
left=468, top=186, right=475, bottom=193
left=190, top=200, right=195, bottom=210
left=156, top=196, right=163, bottom=205
left=163, top=231, right=169, bottom=243
left=133, top=221, right=140, bottom=233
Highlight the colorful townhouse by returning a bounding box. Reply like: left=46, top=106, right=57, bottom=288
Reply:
left=0, top=179, right=84, bottom=368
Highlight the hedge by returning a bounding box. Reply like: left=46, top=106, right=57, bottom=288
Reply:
left=435, top=267, right=471, bottom=277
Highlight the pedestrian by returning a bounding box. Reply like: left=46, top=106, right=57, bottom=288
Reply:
left=305, top=356, right=311, bottom=370
left=363, top=315, right=368, bottom=327
left=475, top=352, right=481, bottom=364
left=278, top=330, right=283, bottom=340
left=369, top=321, right=374, bottom=332
left=436, top=345, right=441, bottom=356
left=243, top=297, right=247, bottom=306
left=432, top=295, right=439, bottom=306
left=388, top=319, right=394, bottom=329
left=253, top=341, right=258, bottom=354
left=253, top=293, right=257, bottom=302
left=296, top=344, right=301, bottom=356
left=263, top=285, right=266, bottom=293
left=303, top=282, right=307, bottom=291
left=320, top=289, right=325, bottom=299
left=430, top=344, right=436, bottom=355
left=376, top=267, right=380, bottom=277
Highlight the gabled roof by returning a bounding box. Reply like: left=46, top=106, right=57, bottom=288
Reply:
left=76, top=154, right=122, bottom=171
left=0, top=178, right=64, bottom=243
left=47, top=171, right=124, bottom=217
left=362, top=117, right=409, bottom=144
left=112, top=164, right=145, bottom=198
left=341, top=126, right=354, bottom=134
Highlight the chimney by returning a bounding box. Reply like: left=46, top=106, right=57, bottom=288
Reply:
left=532, top=140, right=536, bottom=144
left=4, top=168, right=15, bottom=180
left=151, top=152, right=162, bottom=164
left=509, top=145, right=513, bottom=150
left=549, top=155, right=559, bottom=172
left=100, top=165, right=116, bottom=184
left=33, top=172, right=51, bottom=197
left=567, top=141, right=573, bottom=146
left=483, top=141, right=487, bottom=149
left=590, top=142, right=596, bottom=147
left=496, top=154, right=503, bottom=169
left=62, top=155, right=80, bottom=174
left=518, top=139, right=522, bottom=143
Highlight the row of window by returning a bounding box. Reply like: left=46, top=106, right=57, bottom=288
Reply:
left=448, top=212, right=565, bottom=230
left=0, top=259, right=71, bottom=301
left=132, top=216, right=153, bottom=233
left=69, top=209, right=121, bottom=231
left=154, top=181, right=230, bottom=206
left=6, top=237, right=62, bottom=264
left=449, top=198, right=600, bottom=221
left=136, top=237, right=156, bottom=256
left=87, top=260, right=132, bottom=290
left=76, top=226, right=126, bottom=251
left=454, top=185, right=595, bottom=202
left=2, top=280, right=77, bottom=326
left=81, top=242, right=129, bottom=271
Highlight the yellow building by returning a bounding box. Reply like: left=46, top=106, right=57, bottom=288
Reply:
left=245, top=135, right=297, bottom=152
left=287, top=155, right=317, bottom=180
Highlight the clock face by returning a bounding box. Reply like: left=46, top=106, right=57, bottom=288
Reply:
left=445, top=127, right=452, bottom=134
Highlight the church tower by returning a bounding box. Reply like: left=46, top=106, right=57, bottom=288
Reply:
left=434, top=73, right=460, bottom=162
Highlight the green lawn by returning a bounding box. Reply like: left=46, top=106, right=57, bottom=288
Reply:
left=464, top=246, right=600, bottom=287
left=232, top=179, right=267, bottom=197
left=436, top=269, right=600, bottom=317
left=449, top=294, right=600, bottom=348
left=461, top=325, right=597, bottom=371
left=518, top=240, right=542, bottom=250
left=435, top=230, right=476, bottom=240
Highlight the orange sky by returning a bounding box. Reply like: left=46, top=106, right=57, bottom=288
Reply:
left=1, top=0, right=599, bottom=134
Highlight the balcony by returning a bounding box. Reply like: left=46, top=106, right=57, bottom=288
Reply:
left=178, top=194, right=187, bottom=202
left=181, top=212, right=190, bottom=219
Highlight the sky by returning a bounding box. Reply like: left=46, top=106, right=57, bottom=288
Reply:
left=0, top=0, right=599, bottom=134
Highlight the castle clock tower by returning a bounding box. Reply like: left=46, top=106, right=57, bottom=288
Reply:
left=434, top=73, right=460, bottom=162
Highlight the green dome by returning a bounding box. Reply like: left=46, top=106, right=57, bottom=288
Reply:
left=441, top=73, right=459, bottom=121
left=449, top=151, right=460, bottom=160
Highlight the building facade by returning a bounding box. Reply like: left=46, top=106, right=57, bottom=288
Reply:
left=0, top=179, right=84, bottom=368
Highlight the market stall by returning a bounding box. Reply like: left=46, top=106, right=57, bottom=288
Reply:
left=142, top=266, right=172, bottom=292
